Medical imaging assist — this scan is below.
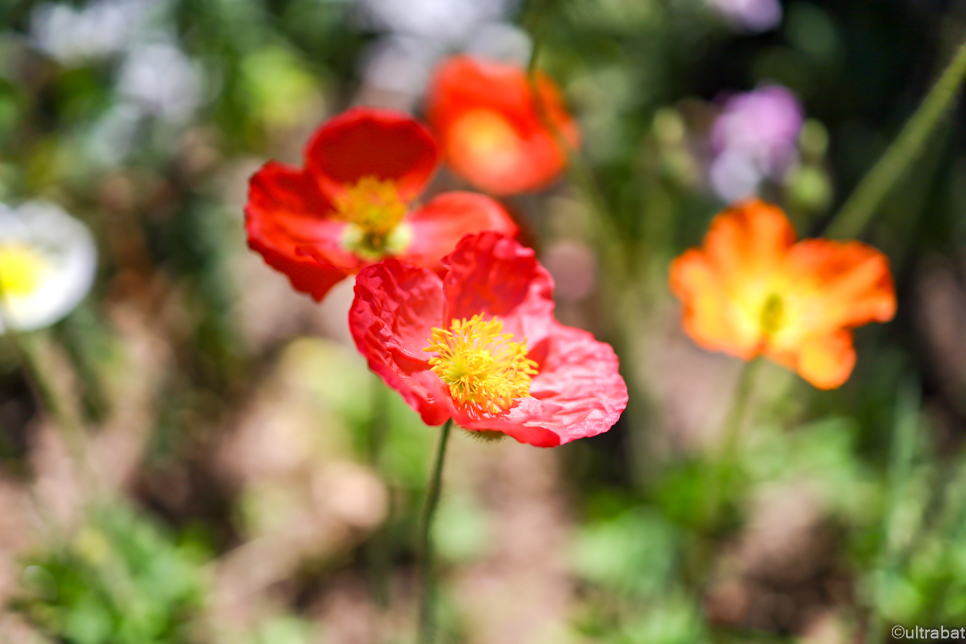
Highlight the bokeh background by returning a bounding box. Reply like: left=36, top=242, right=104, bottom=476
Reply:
left=0, top=0, right=965, bottom=642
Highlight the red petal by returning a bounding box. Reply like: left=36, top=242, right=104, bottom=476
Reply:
left=305, top=107, right=439, bottom=201
left=402, top=192, right=518, bottom=272
left=349, top=259, right=453, bottom=426
left=427, top=56, right=578, bottom=195
left=456, top=322, right=628, bottom=447
left=245, top=161, right=360, bottom=300
left=441, top=232, right=556, bottom=351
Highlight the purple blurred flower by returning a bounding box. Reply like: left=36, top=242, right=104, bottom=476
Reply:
left=707, top=0, right=782, bottom=33
left=709, top=85, right=804, bottom=201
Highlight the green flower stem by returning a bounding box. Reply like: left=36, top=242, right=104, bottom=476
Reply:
left=720, top=359, right=759, bottom=463
left=418, top=418, right=453, bottom=644
left=523, top=68, right=632, bottom=288
left=865, top=380, right=920, bottom=644
left=0, top=283, right=92, bottom=485
left=16, top=331, right=95, bottom=485
left=826, top=35, right=966, bottom=240
left=709, top=358, right=760, bottom=524
left=365, top=379, right=392, bottom=607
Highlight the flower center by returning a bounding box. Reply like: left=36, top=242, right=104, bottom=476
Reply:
left=425, top=314, right=538, bottom=417
left=334, top=176, right=410, bottom=259
left=760, top=292, right=785, bottom=336
left=0, top=242, right=50, bottom=298
left=449, top=110, right=520, bottom=173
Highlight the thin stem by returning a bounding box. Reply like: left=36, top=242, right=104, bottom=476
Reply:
left=865, top=380, right=920, bottom=644
left=365, top=379, right=392, bottom=608
left=709, top=358, right=759, bottom=524
left=417, top=418, right=453, bottom=644
left=825, top=34, right=966, bottom=240
left=720, top=359, right=759, bottom=463
left=0, top=281, right=93, bottom=486
left=524, top=39, right=632, bottom=294
left=522, top=0, right=547, bottom=77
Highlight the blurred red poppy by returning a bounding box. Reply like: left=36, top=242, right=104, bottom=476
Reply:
left=246, top=107, right=518, bottom=300
left=426, top=56, right=579, bottom=195
left=669, top=199, right=897, bottom=389
left=350, top=231, right=627, bottom=447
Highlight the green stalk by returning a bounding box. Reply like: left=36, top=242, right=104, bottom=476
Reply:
left=865, top=380, right=920, bottom=644
left=0, top=280, right=91, bottom=482
left=365, top=380, right=392, bottom=608
left=826, top=35, right=966, bottom=240
left=524, top=38, right=632, bottom=295
left=708, top=358, right=759, bottom=524
left=417, top=418, right=453, bottom=644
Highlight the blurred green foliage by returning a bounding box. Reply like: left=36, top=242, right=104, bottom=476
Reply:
left=14, top=503, right=208, bottom=644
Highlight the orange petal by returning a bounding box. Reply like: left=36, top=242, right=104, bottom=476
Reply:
left=769, top=329, right=857, bottom=389
left=426, top=55, right=578, bottom=195
left=669, top=249, right=760, bottom=359
left=703, top=199, right=797, bottom=279
left=786, top=239, right=897, bottom=332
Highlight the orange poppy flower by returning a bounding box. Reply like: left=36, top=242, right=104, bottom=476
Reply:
left=426, top=55, right=579, bottom=195
left=669, top=199, right=896, bottom=389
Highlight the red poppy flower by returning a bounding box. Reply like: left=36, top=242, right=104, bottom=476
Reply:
left=245, top=107, right=518, bottom=300
left=669, top=199, right=897, bottom=389
left=350, top=232, right=627, bottom=447
left=426, top=55, right=579, bottom=196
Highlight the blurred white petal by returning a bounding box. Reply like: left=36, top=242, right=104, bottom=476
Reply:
left=464, top=22, right=531, bottom=65
left=118, top=39, right=205, bottom=122
left=0, top=202, right=97, bottom=332
left=359, top=0, right=517, bottom=43
left=30, top=0, right=155, bottom=64
left=709, top=150, right=764, bottom=202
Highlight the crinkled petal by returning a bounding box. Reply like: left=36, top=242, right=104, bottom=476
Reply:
left=427, top=55, right=578, bottom=195
left=349, top=259, right=453, bottom=425
left=441, top=231, right=555, bottom=353
left=245, top=161, right=360, bottom=300
left=456, top=323, right=627, bottom=447
left=305, top=107, right=439, bottom=201
left=402, top=192, right=518, bottom=272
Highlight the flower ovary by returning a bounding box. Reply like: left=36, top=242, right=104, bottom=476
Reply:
left=335, top=176, right=408, bottom=257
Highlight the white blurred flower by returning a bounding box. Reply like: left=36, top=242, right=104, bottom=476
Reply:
left=356, top=0, right=526, bottom=106
left=30, top=0, right=155, bottom=64
left=359, top=0, right=516, bottom=44
left=0, top=202, right=97, bottom=332
left=117, top=39, right=206, bottom=122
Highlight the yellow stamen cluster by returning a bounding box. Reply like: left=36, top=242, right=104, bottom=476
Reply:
left=334, top=176, right=408, bottom=239
left=0, top=242, right=50, bottom=298
left=425, top=314, right=538, bottom=417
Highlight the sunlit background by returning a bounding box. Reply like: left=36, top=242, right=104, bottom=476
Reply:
left=0, top=0, right=965, bottom=642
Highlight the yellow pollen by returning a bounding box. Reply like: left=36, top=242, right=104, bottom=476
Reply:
left=425, top=314, right=538, bottom=417
left=0, top=242, right=50, bottom=298
left=760, top=293, right=785, bottom=336
left=334, top=176, right=408, bottom=240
